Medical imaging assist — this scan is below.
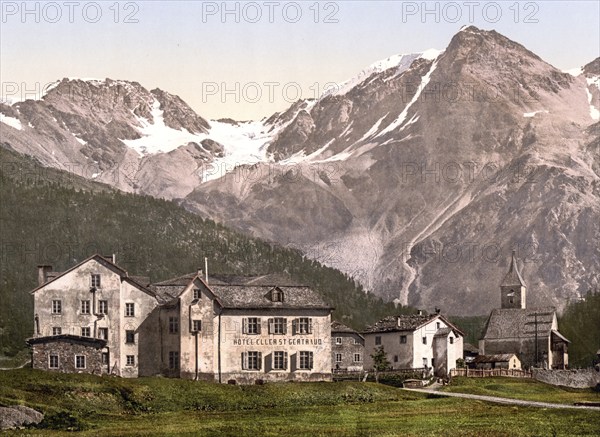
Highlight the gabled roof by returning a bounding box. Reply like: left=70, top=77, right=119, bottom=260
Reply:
left=463, top=342, right=479, bottom=354
left=209, top=284, right=331, bottom=310
left=551, top=329, right=571, bottom=343
left=364, top=314, right=465, bottom=337
left=332, top=321, right=364, bottom=338
left=30, top=254, right=157, bottom=299
left=481, top=307, right=558, bottom=340
left=501, top=251, right=526, bottom=287
left=150, top=273, right=329, bottom=310
left=473, top=354, right=518, bottom=364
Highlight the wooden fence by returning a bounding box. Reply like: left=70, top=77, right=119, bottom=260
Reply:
left=450, top=368, right=533, bottom=378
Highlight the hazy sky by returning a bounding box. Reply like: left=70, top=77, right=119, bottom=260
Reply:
left=1, top=1, right=599, bottom=120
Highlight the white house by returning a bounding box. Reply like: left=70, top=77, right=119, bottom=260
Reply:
left=28, top=256, right=333, bottom=383
left=363, top=313, right=464, bottom=377
left=29, top=254, right=160, bottom=377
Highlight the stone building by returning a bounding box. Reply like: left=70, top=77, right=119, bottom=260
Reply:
left=27, top=335, right=107, bottom=375
left=28, top=257, right=333, bottom=383
left=331, top=321, right=364, bottom=372
left=363, top=313, right=464, bottom=377
left=30, top=254, right=161, bottom=377
left=479, top=252, right=570, bottom=369
left=151, top=272, right=333, bottom=383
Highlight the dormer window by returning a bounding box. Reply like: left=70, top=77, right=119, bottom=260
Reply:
left=271, top=288, right=284, bottom=302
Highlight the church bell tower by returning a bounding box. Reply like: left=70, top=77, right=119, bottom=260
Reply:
left=500, top=250, right=527, bottom=309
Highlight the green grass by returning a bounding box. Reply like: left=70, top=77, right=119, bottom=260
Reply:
left=0, top=370, right=599, bottom=436
left=442, top=376, right=600, bottom=404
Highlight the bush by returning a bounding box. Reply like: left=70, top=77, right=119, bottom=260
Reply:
left=37, top=411, right=91, bottom=432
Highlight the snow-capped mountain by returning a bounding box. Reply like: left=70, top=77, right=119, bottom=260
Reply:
left=2, top=26, right=599, bottom=315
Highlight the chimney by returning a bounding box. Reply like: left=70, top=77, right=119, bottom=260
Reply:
left=37, top=265, right=52, bottom=286
left=204, top=257, right=208, bottom=284
left=112, top=253, right=116, bottom=264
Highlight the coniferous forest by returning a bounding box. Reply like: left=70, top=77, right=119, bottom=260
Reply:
left=0, top=146, right=405, bottom=355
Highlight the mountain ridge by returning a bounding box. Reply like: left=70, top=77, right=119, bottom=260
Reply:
left=1, top=26, right=598, bottom=315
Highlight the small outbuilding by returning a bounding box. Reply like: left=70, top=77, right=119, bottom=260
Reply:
left=472, top=353, right=521, bottom=370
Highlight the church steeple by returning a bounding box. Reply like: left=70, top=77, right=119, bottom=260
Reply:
left=500, top=250, right=527, bottom=309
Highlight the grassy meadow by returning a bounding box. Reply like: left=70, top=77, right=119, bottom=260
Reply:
left=0, top=370, right=598, bottom=436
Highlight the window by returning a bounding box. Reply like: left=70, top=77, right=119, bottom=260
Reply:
left=101, top=352, right=109, bottom=365
left=168, top=351, right=179, bottom=370
left=375, top=336, right=382, bottom=345
left=52, top=327, right=62, bottom=336
left=394, top=355, right=399, bottom=363
left=271, top=288, right=283, bottom=302
left=98, top=328, right=108, bottom=340
left=449, top=337, right=454, bottom=344
left=432, top=357, right=436, bottom=367
left=243, top=317, right=261, bottom=335
left=81, top=300, right=90, bottom=314
left=273, top=351, right=288, bottom=370
left=422, top=336, right=427, bottom=345
left=125, top=303, right=135, bottom=317
left=193, top=288, right=201, bottom=300
left=98, top=300, right=108, bottom=315
left=126, top=330, right=135, bottom=344
left=126, top=355, right=135, bottom=366
left=52, top=300, right=62, bottom=314
left=298, top=351, right=313, bottom=370
left=335, top=353, right=342, bottom=363
left=422, top=357, right=428, bottom=368
left=192, top=320, right=202, bottom=332
left=242, top=351, right=262, bottom=370
left=81, top=327, right=91, bottom=337
left=269, top=317, right=287, bottom=335
left=169, top=317, right=179, bottom=334
left=49, top=355, right=59, bottom=369
left=509, top=296, right=514, bottom=304
left=354, top=353, right=361, bottom=362
left=295, top=317, right=312, bottom=334
left=335, top=337, right=342, bottom=345
left=436, top=322, right=441, bottom=329
left=75, top=355, right=86, bottom=369
left=91, top=274, right=101, bottom=288
left=400, top=335, right=407, bottom=344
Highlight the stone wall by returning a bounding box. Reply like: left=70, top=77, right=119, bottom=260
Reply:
left=31, top=337, right=104, bottom=374
left=533, top=368, right=600, bottom=388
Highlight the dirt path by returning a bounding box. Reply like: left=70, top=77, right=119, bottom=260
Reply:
left=403, top=387, right=600, bottom=411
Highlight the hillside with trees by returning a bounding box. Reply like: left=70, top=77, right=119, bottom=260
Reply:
left=559, top=289, right=600, bottom=368
left=0, top=147, right=406, bottom=356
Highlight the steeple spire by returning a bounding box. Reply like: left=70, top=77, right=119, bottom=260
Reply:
left=501, top=250, right=526, bottom=287
left=500, top=250, right=527, bottom=309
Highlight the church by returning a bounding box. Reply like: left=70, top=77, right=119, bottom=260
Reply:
left=479, top=252, right=570, bottom=369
